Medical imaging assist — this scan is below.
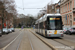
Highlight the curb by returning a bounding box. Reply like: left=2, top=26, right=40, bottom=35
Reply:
left=29, top=30, right=58, bottom=50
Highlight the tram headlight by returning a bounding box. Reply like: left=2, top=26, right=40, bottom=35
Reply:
left=49, top=32, right=52, bottom=33
left=60, top=31, right=63, bottom=33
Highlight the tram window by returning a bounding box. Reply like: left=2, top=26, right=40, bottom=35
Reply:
left=39, top=22, right=43, bottom=29
left=39, top=23, right=41, bottom=29
left=41, top=23, right=42, bottom=29
left=49, top=17, right=62, bottom=30
left=35, top=24, right=36, bottom=28
left=43, top=21, right=47, bottom=29
left=37, top=24, right=38, bottom=29
left=35, top=24, right=37, bottom=28
left=45, top=21, right=47, bottom=29
left=40, top=23, right=41, bottom=29
left=35, top=24, right=38, bottom=29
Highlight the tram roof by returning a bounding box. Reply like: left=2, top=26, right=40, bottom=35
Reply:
left=35, top=14, right=61, bottom=24
left=46, top=14, right=61, bottom=16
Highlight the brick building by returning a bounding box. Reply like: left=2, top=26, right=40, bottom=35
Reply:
left=60, top=0, right=75, bottom=26
left=55, top=1, right=61, bottom=13
left=47, top=4, right=56, bottom=14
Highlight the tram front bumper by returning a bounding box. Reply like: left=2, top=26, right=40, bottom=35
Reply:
left=47, top=34, right=63, bottom=37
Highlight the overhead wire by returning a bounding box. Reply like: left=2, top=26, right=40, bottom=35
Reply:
left=17, top=7, right=42, bottom=9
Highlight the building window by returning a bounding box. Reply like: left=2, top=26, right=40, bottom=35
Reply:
left=68, top=3, right=69, bottom=11
left=70, top=15, right=72, bottom=20
left=74, top=0, right=75, bottom=8
left=65, top=15, right=67, bottom=24
left=62, top=6, right=63, bottom=13
left=57, top=9, right=59, bottom=13
left=74, top=17, right=75, bottom=22
left=58, top=2, right=60, bottom=5
left=65, top=5, right=66, bottom=12
left=66, top=4, right=67, bottom=12
left=70, top=20, right=72, bottom=26
left=63, top=6, right=64, bottom=12
left=52, top=6, right=54, bottom=9
left=60, top=7, right=62, bottom=13
left=68, top=16, right=69, bottom=24
left=70, top=1, right=72, bottom=10
left=63, top=15, right=67, bottom=25
left=61, top=0, right=64, bottom=2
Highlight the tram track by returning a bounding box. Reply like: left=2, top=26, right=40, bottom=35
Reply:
left=52, top=39, right=75, bottom=50
left=29, top=30, right=58, bottom=50
left=16, top=30, right=24, bottom=50
left=17, top=29, right=33, bottom=50
left=26, top=29, right=34, bottom=50
left=29, top=29, right=75, bottom=50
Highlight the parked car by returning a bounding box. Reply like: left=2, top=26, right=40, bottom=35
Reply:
left=0, top=29, right=2, bottom=37
left=66, top=27, right=75, bottom=35
left=8, top=28, right=12, bottom=33
left=3, top=28, right=9, bottom=34
left=63, top=27, right=68, bottom=34
left=10, top=28, right=15, bottom=32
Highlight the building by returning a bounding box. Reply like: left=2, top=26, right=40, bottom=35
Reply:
left=55, top=1, right=61, bottom=13
left=47, top=4, right=56, bottom=14
left=60, top=0, right=75, bottom=26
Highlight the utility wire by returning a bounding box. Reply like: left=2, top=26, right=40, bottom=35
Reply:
left=16, top=0, right=43, bottom=10
left=22, top=0, right=24, bottom=10
left=17, top=6, right=42, bottom=9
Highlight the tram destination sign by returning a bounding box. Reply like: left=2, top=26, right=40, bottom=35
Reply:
left=50, top=18, right=60, bottom=20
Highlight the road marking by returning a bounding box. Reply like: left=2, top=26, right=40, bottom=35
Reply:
left=29, top=39, right=34, bottom=50
left=16, top=31, right=24, bottom=50
left=2, top=30, right=22, bottom=50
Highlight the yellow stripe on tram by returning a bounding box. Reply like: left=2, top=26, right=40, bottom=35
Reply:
left=54, top=30, right=57, bottom=34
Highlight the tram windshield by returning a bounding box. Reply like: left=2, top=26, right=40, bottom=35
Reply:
left=49, top=17, right=62, bottom=30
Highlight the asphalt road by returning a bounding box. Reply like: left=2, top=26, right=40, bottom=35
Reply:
left=0, top=29, right=75, bottom=50
left=0, top=29, right=52, bottom=50
left=62, top=34, right=75, bottom=43
left=5, top=29, right=24, bottom=50
left=0, top=29, right=21, bottom=49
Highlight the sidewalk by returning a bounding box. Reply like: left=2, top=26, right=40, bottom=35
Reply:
left=18, top=30, right=32, bottom=50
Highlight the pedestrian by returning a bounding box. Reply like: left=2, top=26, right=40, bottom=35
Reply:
left=21, top=26, right=23, bottom=29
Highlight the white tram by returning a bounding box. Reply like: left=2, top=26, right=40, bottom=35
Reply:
left=35, top=14, right=63, bottom=37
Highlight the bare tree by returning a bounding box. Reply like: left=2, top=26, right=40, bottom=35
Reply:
left=0, top=0, right=17, bottom=28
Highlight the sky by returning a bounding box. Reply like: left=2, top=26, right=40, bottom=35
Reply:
left=15, top=0, right=59, bottom=16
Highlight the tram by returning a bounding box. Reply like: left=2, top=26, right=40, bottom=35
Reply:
left=35, top=14, right=63, bottom=37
